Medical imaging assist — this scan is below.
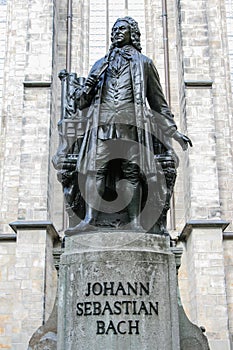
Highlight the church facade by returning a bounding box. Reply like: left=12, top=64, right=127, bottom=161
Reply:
left=0, top=0, right=233, bottom=349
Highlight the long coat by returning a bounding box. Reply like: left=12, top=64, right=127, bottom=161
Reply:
left=76, top=46, right=177, bottom=176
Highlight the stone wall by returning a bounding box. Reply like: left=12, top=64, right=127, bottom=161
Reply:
left=0, top=224, right=59, bottom=350
left=176, top=1, right=233, bottom=348
left=0, top=0, right=232, bottom=237
left=0, top=0, right=54, bottom=233
left=177, top=0, right=233, bottom=227
left=179, top=222, right=231, bottom=349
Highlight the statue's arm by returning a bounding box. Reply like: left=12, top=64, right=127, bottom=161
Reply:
left=74, top=81, right=96, bottom=111
left=74, top=57, right=107, bottom=111
left=146, top=59, right=192, bottom=150
left=146, top=60, right=176, bottom=132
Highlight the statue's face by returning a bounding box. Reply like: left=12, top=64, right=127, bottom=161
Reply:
left=112, top=20, right=131, bottom=47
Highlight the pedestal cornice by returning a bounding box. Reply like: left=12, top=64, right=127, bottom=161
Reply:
left=9, top=220, right=61, bottom=243
left=179, top=220, right=230, bottom=242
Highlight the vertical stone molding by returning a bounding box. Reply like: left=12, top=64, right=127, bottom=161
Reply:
left=179, top=220, right=231, bottom=350
left=8, top=221, right=60, bottom=349
left=223, top=232, right=233, bottom=347
left=0, top=234, right=17, bottom=349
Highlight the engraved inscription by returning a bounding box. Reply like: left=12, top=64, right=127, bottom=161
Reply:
left=76, top=281, right=159, bottom=335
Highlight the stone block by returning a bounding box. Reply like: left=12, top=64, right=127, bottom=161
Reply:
left=208, top=339, right=231, bottom=350
left=57, top=231, right=180, bottom=350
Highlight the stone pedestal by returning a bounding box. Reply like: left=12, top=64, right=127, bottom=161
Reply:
left=57, top=231, right=180, bottom=350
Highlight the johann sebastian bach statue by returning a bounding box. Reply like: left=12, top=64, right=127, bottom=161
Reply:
left=53, top=16, right=192, bottom=236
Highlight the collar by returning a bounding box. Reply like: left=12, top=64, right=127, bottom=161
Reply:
left=109, top=45, right=137, bottom=61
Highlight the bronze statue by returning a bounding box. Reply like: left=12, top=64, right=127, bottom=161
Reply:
left=53, top=16, right=192, bottom=236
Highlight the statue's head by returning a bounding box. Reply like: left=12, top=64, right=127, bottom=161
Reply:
left=111, top=16, right=142, bottom=52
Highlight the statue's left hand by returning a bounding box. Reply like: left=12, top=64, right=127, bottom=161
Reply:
left=173, top=131, right=193, bottom=150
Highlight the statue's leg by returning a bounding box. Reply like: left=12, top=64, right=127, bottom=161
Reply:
left=122, top=150, right=144, bottom=231
left=125, top=181, right=144, bottom=231
left=65, top=173, right=105, bottom=235
left=65, top=139, right=110, bottom=235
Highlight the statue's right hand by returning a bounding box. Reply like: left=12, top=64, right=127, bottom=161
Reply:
left=85, top=75, right=98, bottom=88
left=83, top=75, right=99, bottom=95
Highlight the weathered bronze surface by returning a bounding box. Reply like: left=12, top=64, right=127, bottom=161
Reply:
left=53, top=16, right=192, bottom=236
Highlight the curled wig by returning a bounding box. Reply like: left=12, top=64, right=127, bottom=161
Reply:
left=111, top=16, right=142, bottom=52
